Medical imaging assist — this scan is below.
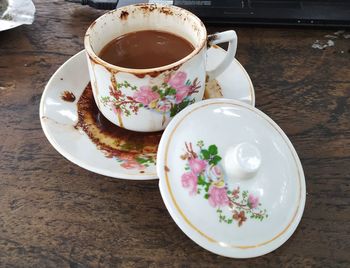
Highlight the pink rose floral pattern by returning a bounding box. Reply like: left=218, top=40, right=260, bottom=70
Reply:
left=100, top=71, right=201, bottom=123
left=180, top=140, right=268, bottom=227
left=116, top=153, right=156, bottom=171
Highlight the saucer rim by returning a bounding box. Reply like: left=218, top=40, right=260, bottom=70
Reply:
left=210, top=45, right=255, bottom=107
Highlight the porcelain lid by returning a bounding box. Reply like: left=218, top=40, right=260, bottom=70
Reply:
left=157, top=99, right=306, bottom=258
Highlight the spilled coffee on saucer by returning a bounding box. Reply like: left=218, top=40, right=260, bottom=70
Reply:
left=99, top=30, right=195, bottom=69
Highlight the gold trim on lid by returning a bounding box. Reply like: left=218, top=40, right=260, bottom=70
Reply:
left=163, top=101, right=302, bottom=249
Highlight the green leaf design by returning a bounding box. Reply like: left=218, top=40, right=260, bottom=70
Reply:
left=197, top=174, right=211, bottom=193
left=196, top=140, right=204, bottom=148
left=170, top=99, right=194, bottom=117
left=120, top=142, right=144, bottom=151
left=168, top=88, right=177, bottom=95
left=242, top=190, right=248, bottom=199
left=170, top=105, right=178, bottom=117
left=158, top=90, right=165, bottom=98
left=201, top=149, right=210, bottom=160
left=197, top=174, right=206, bottom=185
left=204, top=182, right=210, bottom=193
left=209, top=155, right=222, bottom=165
left=208, top=144, right=218, bottom=155
left=204, top=193, right=209, bottom=199
left=164, top=87, right=177, bottom=96
left=136, top=156, right=155, bottom=165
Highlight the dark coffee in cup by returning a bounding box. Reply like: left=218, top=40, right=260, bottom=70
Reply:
left=99, top=30, right=195, bottom=69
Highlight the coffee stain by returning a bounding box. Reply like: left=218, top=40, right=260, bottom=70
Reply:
left=120, top=11, right=129, bottom=20
left=134, top=72, right=161, bottom=79
left=160, top=6, right=173, bottom=16
left=137, top=4, right=157, bottom=12
left=110, top=73, right=124, bottom=128
left=207, top=34, right=218, bottom=48
left=89, top=55, right=119, bottom=76
left=88, top=54, right=100, bottom=65
left=76, top=83, right=162, bottom=159
left=133, top=64, right=181, bottom=79
left=117, top=112, right=123, bottom=128
left=61, top=91, right=76, bottom=102
left=204, top=79, right=223, bottom=99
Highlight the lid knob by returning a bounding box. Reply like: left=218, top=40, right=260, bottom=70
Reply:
left=224, top=142, right=261, bottom=181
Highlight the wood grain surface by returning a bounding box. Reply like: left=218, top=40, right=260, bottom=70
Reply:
left=0, top=1, right=349, bottom=267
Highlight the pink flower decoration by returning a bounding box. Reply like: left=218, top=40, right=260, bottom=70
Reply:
left=248, top=194, right=259, bottom=209
left=189, top=158, right=207, bottom=175
left=121, top=160, right=145, bottom=170
left=181, top=171, right=198, bottom=195
left=133, top=86, right=159, bottom=106
left=208, top=186, right=229, bottom=208
left=175, top=85, right=191, bottom=103
left=168, top=71, right=187, bottom=89
left=118, top=154, right=135, bottom=161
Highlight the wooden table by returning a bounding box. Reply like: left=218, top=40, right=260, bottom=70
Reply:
left=1, top=1, right=349, bottom=267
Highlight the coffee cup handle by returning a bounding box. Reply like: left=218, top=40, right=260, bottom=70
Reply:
left=206, top=30, right=237, bottom=80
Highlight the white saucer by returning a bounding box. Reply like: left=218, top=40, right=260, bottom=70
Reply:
left=40, top=48, right=255, bottom=180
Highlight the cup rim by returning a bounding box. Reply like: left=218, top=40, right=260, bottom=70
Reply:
left=84, top=4, right=207, bottom=74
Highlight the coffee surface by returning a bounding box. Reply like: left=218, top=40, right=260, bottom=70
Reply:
left=99, top=30, right=194, bottom=69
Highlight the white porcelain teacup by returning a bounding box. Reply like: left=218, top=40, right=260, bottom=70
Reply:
left=84, top=4, right=237, bottom=132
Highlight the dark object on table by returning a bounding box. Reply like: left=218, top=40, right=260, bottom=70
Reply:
left=66, top=0, right=350, bottom=27
left=65, top=0, right=118, bottom=10
left=179, top=0, right=350, bottom=27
